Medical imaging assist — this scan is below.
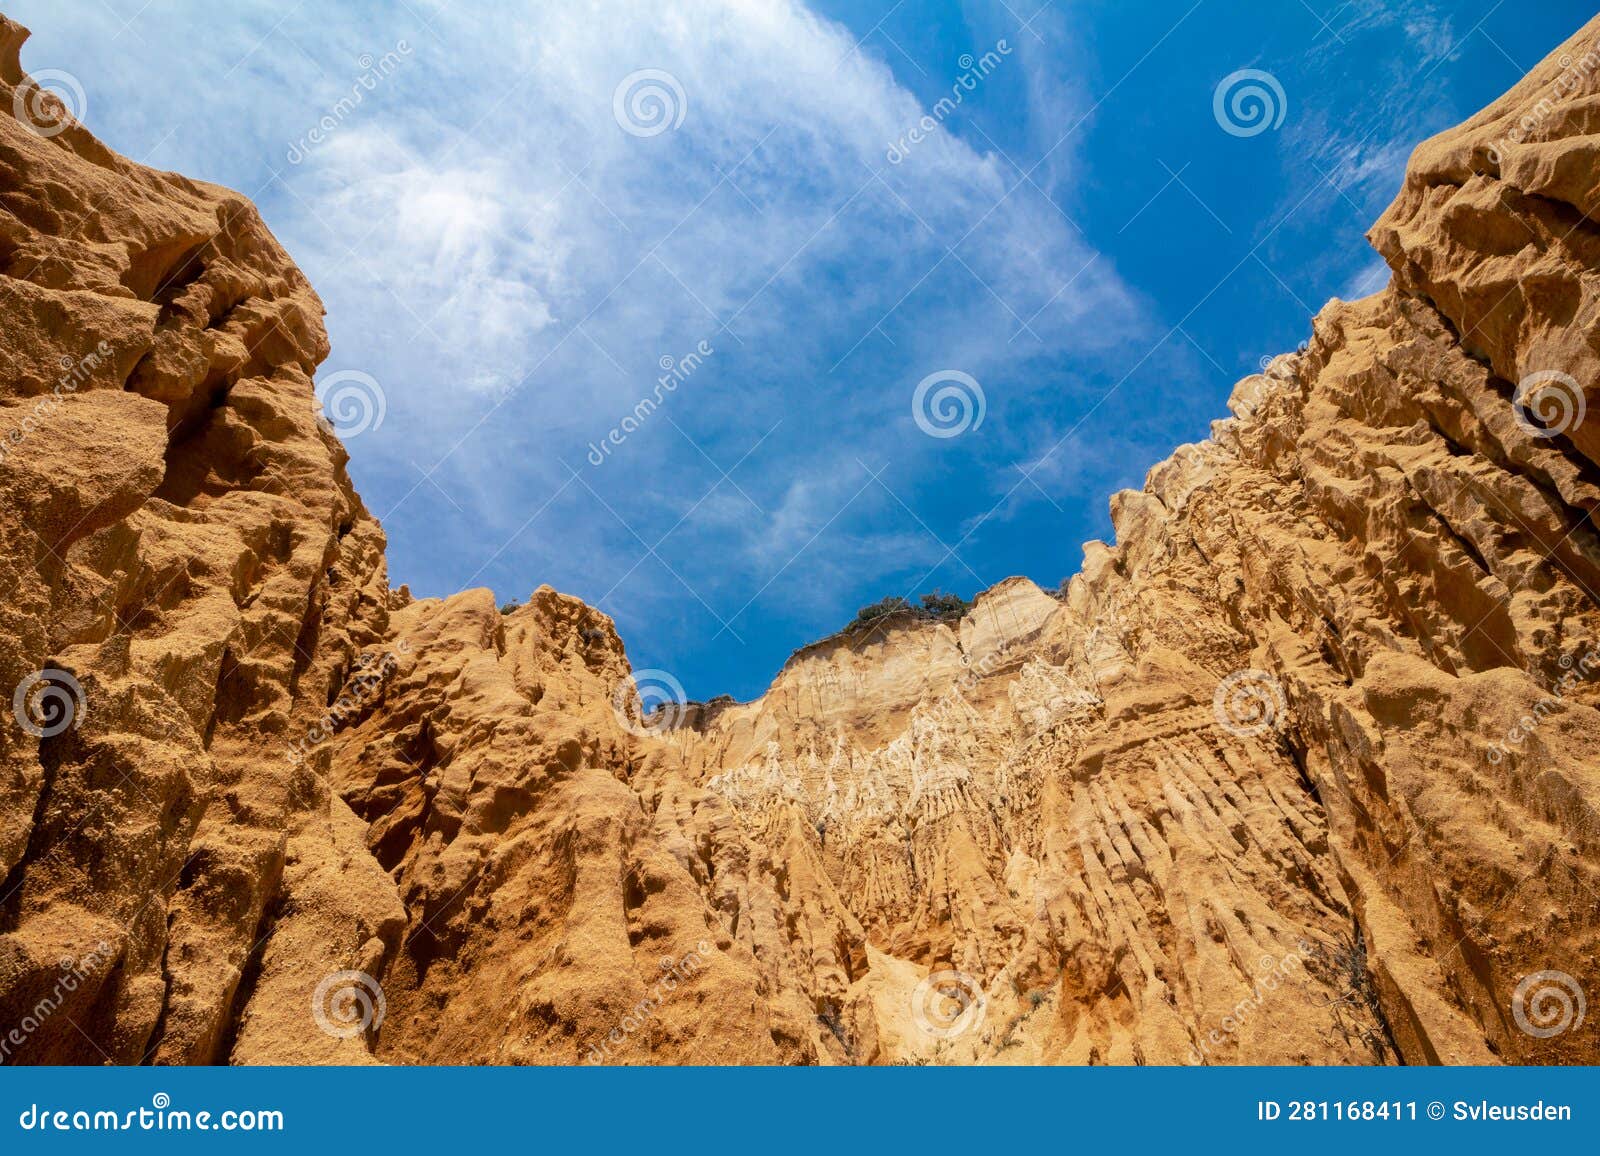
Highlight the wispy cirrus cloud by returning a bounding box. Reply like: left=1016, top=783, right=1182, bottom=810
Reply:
left=13, top=0, right=1159, bottom=694
left=18, top=0, right=1576, bottom=697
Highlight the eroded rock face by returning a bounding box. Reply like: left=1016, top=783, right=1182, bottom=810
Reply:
left=1, top=11, right=1597, bottom=1066
left=0, top=14, right=399, bottom=1065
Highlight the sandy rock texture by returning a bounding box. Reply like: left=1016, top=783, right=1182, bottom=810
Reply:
left=0, top=14, right=400, bottom=1065
left=1, top=12, right=1598, bottom=1065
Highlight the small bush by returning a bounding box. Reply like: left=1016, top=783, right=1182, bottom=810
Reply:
left=816, top=1002, right=854, bottom=1060
left=1309, top=932, right=1392, bottom=1062
left=850, top=590, right=971, bottom=631
left=918, top=590, right=969, bottom=620
left=499, top=600, right=522, bottom=615
left=853, top=596, right=910, bottom=624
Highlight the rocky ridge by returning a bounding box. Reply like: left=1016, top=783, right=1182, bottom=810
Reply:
left=0, top=12, right=1597, bottom=1065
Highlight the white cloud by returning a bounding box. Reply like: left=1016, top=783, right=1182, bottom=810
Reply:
left=8, top=0, right=1161, bottom=692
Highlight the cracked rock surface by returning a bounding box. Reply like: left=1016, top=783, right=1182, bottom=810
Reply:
left=0, top=12, right=1597, bottom=1065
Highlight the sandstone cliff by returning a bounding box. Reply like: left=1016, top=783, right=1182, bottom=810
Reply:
left=1, top=12, right=1597, bottom=1065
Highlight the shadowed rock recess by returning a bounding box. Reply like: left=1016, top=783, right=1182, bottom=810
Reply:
left=2, top=12, right=1599, bottom=1066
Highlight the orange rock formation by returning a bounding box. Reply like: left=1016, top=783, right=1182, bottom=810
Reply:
left=0, top=12, right=1596, bottom=1065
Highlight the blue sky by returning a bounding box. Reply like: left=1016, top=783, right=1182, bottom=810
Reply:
left=13, top=0, right=1594, bottom=701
